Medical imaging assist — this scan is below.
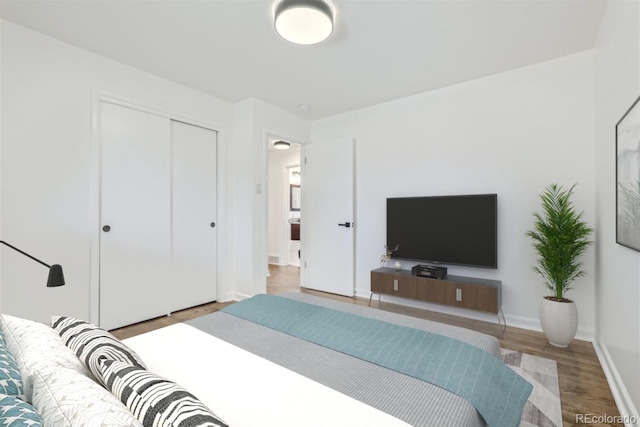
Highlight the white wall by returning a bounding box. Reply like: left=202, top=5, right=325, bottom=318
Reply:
left=231, top=98, right=310, bottom=300
left=0, top=21, right=233, bottom=323
left=268, top=146, right=301, bottom=265
left=594, top=0, right=640, bottom=420
left=0, top=21, right=312, bottom=321
left=312, top=52, right=597, bottom=337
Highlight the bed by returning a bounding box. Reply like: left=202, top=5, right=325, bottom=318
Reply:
left=124, top=292, right=531, bottom=427
left=0, top=292, right=531, bottom=427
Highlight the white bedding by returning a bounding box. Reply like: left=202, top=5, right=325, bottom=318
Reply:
left=122, top=323, right=410, bottom=427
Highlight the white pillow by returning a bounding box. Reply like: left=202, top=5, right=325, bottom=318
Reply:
left=0, top=315, right=94, bottom=402
left=31, top=365, right=143, bottom=427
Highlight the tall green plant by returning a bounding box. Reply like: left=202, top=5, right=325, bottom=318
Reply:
left=526, top=184, right=593, bottom=301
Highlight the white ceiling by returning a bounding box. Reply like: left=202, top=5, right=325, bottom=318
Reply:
left=0, top=0, right=607, bottom=120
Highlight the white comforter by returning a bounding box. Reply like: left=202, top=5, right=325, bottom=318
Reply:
left=123, top=323, right=409, bottom=427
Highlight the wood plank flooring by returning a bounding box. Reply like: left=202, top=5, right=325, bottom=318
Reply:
left=110, top=300, right=234, bottom=340
left=112, top=264, right=622, bottom=427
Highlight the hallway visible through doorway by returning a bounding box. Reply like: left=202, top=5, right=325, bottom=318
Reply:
left=267, top=264, right=300, bottom=294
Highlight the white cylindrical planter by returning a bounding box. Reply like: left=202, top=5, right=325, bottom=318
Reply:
left=539, top=297, right=578, bottom=347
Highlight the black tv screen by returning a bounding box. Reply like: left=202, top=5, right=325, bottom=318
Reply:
left=386, top=194, right=497, bottom=268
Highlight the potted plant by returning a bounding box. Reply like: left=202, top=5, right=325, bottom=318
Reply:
left=526, top=183, right=593, bottom=347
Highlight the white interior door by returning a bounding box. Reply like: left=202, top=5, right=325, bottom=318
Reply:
left=301, top=138, right=355, bottom=296
left=169, top=120, right=217, bottom=311
left=99, top=102, right=172, bottom=330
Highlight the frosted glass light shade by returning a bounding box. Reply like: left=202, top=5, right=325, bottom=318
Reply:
left=274, top=0, right=334, bottom=45
left=274, top=140, right=291, bottom=149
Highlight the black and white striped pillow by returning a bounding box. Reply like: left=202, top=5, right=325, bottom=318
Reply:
left=100, top=360, right=228, bottom=427
left=51, top=316, right=146, bottom=384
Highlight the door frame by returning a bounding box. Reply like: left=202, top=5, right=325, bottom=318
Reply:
left=89, top=91, right=226, bottom=326
left=284, top=164, right=301, bottom=266
left=264, top=133, right=304, bottom=284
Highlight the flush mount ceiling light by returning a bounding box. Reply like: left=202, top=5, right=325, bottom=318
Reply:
left=274, top=140, right=291, bottom=150
left=274, top=0, right=334, bottom=45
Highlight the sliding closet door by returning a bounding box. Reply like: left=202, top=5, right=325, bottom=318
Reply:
left=169, top=120, right=217, bottom=311
left=99, top=102, right=172, bottom=330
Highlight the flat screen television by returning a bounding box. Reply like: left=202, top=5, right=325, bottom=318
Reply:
left=386, top=194, right=497, bottom=268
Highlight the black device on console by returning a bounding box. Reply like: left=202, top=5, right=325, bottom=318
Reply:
left=411, top=264, right=448, bottom=279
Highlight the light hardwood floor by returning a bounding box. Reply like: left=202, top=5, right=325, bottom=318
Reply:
left=112, top=264, right=622, bottom=427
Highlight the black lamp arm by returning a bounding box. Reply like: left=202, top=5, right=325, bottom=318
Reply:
left=0, top=240, right=65, bottom=288
left=0, top=240, right=51, bottom=269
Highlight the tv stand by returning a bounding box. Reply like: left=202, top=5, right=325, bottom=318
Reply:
left=370, top=267, right=502, bottom=319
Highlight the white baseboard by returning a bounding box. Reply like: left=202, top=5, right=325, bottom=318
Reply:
left=268, top=254, right=288, bottom=267
left=593, top=339, right=640, bottom=426
left=219, top=291, right=252, bottom=302
left=503, top=313, right=594, bottom=342
left=356, top=287, right=499, bottom=322
left=355, top=287, right=595, bottom=341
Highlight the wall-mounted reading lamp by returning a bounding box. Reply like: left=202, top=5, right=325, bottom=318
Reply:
left=0, top=241, right=65, bottom=287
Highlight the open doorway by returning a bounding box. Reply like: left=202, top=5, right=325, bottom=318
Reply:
left=267, top=137, right=301, bottom=294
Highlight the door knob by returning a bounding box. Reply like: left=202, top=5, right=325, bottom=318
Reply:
left=338, top=222, right=351, bottom=228
left=210, top=222, right=216, bottom=228
left=102, top=225, right=111, bottom=232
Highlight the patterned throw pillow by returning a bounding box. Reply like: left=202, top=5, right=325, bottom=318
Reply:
left=100, top=360, right=228, bottom=427
left=0, top=331, right=24, bottom=401
left=31, top=366, right=143, bottom=427
left=0, top=393, right=43, bottom=426
left=0, top=315, right=93, bottom=402
left=50, top=317, right=146, bottom=384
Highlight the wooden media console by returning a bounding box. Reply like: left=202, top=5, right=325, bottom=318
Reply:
left=370, top=267, right=502, bottom=315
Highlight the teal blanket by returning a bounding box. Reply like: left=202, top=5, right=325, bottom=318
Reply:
left=222, top=294, right=532, bottom=427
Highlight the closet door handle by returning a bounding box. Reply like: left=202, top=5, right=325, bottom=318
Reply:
left=102, top=225, right=111, bottom=232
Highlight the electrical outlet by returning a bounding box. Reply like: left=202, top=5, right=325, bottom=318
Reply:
left=456, top=288, right=462, bottom=301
